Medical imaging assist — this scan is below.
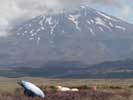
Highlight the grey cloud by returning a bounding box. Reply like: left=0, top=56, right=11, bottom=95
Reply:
left=0, top=0, right=127, bottom=37
left=87, top=0, right=122, bottom=7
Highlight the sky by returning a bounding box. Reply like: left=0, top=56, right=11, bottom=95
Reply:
left=0, top=0, right=132, bottom=37
left=91, top=0, right=133, bottom=22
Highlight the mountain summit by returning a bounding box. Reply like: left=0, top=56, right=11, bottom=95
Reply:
left=1, top=6, right=133, bottom=67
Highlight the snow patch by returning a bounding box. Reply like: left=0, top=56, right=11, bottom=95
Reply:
left=99, top=27, right=104, bottom=32
left=90, top=19, right=94, bottom=23
left=95, top=17, right=111, bottom=30
left=31, top=32, right=37, bottom=37
left=37, top=37, right=41, bottom=44
left=97, top=11, right=117, bottom=22
left=80, top=6, right=85, bottom=9
left=87, top=20, right=91, bottom=25
left=68, top=14, right=81, bottom=31
left=109, top=22, right=114, bottom=27
left=45, top=17, right=53, bottom=25
left=115, top=25, right=126, bottom=31
left=37, top=37, right=41, bottom=41
left=50, top=21, right=58, bottom=35
left=41, top=27, right=45, bottom=30
left=88, top=27, right=96, bottom=36
left=30, top=29, right=34, bottom=34
left=39, top=16, right=45, bottom=26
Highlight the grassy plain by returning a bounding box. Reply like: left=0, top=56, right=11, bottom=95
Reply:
left=0, top=77, right=133, bottom=91
left=0, top=77, right=133, bottom=100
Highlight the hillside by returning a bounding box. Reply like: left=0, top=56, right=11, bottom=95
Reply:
left=0, top=59, right=133, bottom=78
left=0, top=6, right=132, bottom=67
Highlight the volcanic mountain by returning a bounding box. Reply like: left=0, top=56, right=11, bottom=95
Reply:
left=1, top=6, right=133, bottom=67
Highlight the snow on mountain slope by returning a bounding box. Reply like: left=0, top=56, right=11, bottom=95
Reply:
left=2, top=6, right=133, bottom=67
left=15, top=7, right=130, bottom=42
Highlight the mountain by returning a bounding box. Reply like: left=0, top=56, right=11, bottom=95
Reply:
left=0, top=6, right=133, bottom=67
left=1, top=59, right=133, bottom=78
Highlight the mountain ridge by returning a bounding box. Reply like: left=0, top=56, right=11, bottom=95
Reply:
left=0, top=6, right=132, bottom=67
left=0, top=58, right=133, bottom=78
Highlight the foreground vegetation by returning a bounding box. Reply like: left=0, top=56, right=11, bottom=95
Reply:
left=0, top=89, right=132, bottom=100
left=0, top=77, right=133, bottom=100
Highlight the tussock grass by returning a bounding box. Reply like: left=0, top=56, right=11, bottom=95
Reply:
left=0, top=88, right=132, bottom=100
left=0, top=78, right=133, bottom=100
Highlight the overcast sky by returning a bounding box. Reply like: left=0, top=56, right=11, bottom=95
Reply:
left=0, top=0, right=132, bottom=37
left=91, top=0, right=133, bottom=22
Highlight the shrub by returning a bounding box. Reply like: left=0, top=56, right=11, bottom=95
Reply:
left=76, top=85, right=90, bottom=90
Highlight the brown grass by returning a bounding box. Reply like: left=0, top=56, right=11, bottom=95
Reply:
left=0, top=89, right=132, bottom=100
left=0, top=77, right=133, bottom=100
